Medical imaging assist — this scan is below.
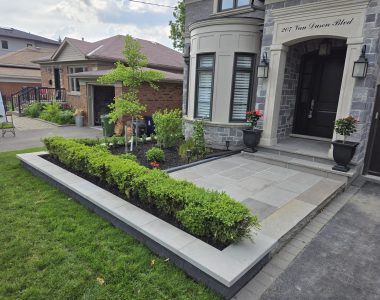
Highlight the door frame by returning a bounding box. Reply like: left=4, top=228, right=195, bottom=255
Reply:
left=364, top=85, right=380, bottom=176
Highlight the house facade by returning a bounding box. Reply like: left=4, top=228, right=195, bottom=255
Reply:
left=35, top=35, right=183, bottom=127
left=184, top=0, right=380, bottom=176
left=0, top=27, right=59, bottom=56
left=0, top=47, right=56, bottom=103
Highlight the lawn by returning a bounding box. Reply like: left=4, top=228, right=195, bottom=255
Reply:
left=0, top=148, right=220, bottom=300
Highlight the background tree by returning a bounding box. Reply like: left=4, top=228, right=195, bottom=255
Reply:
left=169, top=0, right=185, bottom=51
left=98, top=35, right=164, bottom=151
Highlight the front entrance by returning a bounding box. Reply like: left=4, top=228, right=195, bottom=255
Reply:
left=366, top=86, right=380, bottom=176
left=93, top=86, right=115, bottom=126
left=293, top=48, right=346, bottom=138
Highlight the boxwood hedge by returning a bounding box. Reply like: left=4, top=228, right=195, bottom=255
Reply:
left=43, top=137, right=259, bottom=246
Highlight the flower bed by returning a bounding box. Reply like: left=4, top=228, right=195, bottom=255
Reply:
left=23, top=102, right=74, bottom=125
left=44, top=137, right=259, bottom=248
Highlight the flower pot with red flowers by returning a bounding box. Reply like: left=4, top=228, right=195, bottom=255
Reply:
left=243, top=110, right=263, bottom=153
left=332, top=116, right=359, bottom=172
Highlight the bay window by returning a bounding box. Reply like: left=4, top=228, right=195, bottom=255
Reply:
left=230, top=54, right=254, bottom=121
left=195, top=54, right=215, bottom=119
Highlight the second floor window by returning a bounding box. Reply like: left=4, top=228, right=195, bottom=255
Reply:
left=219, top=0, right=250, bottom=11
left=69, top=66, right=84, bottom=92
left=1, top=40, right=8, bottom=49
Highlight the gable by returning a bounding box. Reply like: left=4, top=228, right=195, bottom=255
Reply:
left=54, top=43, right=85, bottom=62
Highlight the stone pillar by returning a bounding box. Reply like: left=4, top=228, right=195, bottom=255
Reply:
left=260, top=44, right=288, bottom=146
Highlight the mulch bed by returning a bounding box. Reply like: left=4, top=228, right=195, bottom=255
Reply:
left=110, top=141, right=227, bottom=170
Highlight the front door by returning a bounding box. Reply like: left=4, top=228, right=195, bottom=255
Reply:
left=294, top=48, right=346, bottom=138
left=366, top=86, right=380, bottom=176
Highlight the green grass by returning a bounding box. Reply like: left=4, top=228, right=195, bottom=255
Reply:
left=0, top=148, right=220, bottom=300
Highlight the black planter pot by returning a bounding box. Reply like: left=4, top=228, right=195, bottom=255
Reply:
left=243, top=129, right=262, bottom=153
left=331, top=140, right=359, bottom=172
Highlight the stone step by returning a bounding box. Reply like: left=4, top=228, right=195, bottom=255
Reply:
left=257, top=145, right=333, bottom=165
left=241, top=150, right=360, bottom=185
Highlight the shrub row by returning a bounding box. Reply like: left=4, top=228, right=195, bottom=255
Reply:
left=44, top=137, right=259, bottom=245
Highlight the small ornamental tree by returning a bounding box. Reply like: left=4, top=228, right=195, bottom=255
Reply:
left=334, top=116, right=358, bottom=142
left=169, top=0, right=185, bottom=51
left=98, top=35, right=164, bottom=151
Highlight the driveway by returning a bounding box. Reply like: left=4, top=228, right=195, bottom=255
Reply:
left=0, top=116, right=102, bottom=152
left=261, top=182, right=380, bottom=300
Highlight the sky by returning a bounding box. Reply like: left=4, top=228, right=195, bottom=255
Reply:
left=0, top=0, right=178, bottom=48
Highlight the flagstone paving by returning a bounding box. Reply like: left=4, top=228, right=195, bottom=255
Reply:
left=170, top=154, right=343, bottom=222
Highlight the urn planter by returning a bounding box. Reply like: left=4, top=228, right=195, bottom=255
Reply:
left=243, top=129, right=262, bottom=153
left=75, top=115, right=84, bottom=127
left=331, top=140, right=359, bottom=172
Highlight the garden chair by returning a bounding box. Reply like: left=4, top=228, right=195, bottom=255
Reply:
left=0, top=112, right=16, bottom=137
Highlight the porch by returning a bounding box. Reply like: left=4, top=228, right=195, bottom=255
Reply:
left=248, top=136, right=361, bottom=184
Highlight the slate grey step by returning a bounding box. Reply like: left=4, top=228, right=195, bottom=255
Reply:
left=241, top=150, right=360, bottom=185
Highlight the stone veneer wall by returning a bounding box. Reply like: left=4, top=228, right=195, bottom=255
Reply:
left=350, top=0, right=380, bottom=163
left=257, top=0, right=380, bottom=164
left=184, top=119, right=245, bottom=150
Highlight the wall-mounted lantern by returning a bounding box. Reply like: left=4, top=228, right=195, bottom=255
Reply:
left=183, top=44, right=190, bottom=65
left=352, top=45, right=368, bottom=78
left=257, top=52, right=269, bottom=78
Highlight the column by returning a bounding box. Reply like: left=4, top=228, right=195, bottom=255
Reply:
left=260, top=44, right=288, bottom=147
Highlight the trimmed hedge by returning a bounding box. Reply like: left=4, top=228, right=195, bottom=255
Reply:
left=44, top=137, right=259, bottom=245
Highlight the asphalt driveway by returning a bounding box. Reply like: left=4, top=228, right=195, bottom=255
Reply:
left=261, top=182, right=380, bottom=300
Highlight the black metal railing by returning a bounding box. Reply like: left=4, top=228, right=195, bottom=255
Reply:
left=11, top=87, right=66, bottom=114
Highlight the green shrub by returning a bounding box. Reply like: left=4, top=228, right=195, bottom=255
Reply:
left=56, top=110, right=74, bottom=125
left=193, top=119, right=206, bottom=157
left=39, top=103, right=74, bottom=125
left=73, top=136, right=125, bottom=148
left=146, top=147, right=165, bottom=162
left=24, top=102, right=43, bottom=118
left=119, top=153, right=137, bottom=162
left=178, top=138, right=195, bottom=161
left=152, top=109, right=183, bottom=148
left=43, top=137, right=259, bottom=245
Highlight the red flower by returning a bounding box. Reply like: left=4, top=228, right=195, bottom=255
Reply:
left=150, top=161, right=160, bottom=169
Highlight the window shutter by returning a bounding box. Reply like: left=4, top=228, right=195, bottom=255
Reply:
left=195, top=55, right=214, bottom=119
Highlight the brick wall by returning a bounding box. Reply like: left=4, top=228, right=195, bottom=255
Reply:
left=123, top=82, right=183, bottom=115
left=0, top=82, right=41, bottom=104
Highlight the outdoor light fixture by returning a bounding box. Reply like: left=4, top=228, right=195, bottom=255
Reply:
left=186, top=149, right=192, bottom=164
left=225, top=140, right=230, bottom=151
left=318, top=39, right=332, bottom=56
left=257, top=52, right=269, bottom=78
left=352, top=45, right=369, bottom=78
left=183, top=44, right=190, bottom=65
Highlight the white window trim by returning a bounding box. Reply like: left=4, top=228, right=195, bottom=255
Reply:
left=68, top=66, right=85, bottom=93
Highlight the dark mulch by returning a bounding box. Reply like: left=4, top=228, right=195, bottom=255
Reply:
left=110, top=141, right=227, bottom=170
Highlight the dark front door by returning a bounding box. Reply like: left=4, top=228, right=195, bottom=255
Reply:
left=294, top=48, right=346, bottom=138
left=366, top=86, right=380, bottom=176
left=93, top=86, right=115, bottom=126
left=54, top=68, right=61, bottom=89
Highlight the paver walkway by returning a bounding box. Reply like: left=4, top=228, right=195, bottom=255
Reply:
left=0, top=116, right=101, bottom=152
left=260, top=181, right=380, bottom=300
left=170, top=154, right=340, bottom=222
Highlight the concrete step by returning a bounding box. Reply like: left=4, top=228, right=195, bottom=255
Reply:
left=241, top=150, right=360, bottom=185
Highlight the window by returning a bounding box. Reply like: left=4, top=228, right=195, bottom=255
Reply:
left=1, top=40, right=8, bottom=49
left=230, top=54, right=255, bottom=121
left=219, top=0, right=250, bottom=11
left=26, top=43, right=33, bottom=47
left=69, top=66, right=84, bottom=92
left=195, top=54, right=215, bottom=119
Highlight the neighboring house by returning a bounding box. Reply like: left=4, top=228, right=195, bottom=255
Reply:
left=0, top=47, right=56, bottom=103
left=183, top=0, right=380, bottom=176
left=34, top=35, right=183, bottom=126
left=0, top=27, right=59, bottom=56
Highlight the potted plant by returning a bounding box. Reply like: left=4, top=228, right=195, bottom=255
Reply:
left=74, top=108, right=84, bottom=127
left=332, top=116, right=359, bottom=172
left=243, top=109, right=263, bottom=152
